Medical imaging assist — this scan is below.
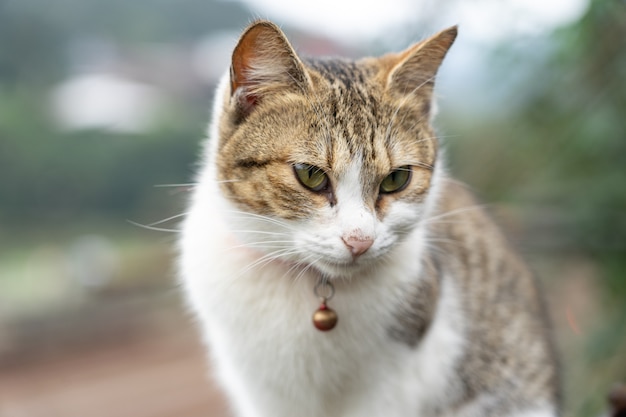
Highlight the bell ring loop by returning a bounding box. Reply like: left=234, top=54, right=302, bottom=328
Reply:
left=313, top=280, right=335, bottom=301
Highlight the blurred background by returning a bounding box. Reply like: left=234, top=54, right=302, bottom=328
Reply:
left=0, top=0, right=624, bottom=415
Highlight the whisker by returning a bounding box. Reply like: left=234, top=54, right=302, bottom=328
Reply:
left=429, top=134, right=462, bottom=141
left=216, top=179, right=243, bottom=184
left=154, top=183, right=197, bottom=188
left=284, top=255, right=316, bottom=286
left=234, top=248, right=302, bottom=278
left=294, top=252, right=319, bottom=277
left=422, top=204, right=488, bottom=225
left=147, top=212, right=188, bottom=226
left=127, top=220, right=180, bottom=233
left=239, top=240, right=294, bottom=246
left=225, top=210, right=298, bottom=231
left=217, top=240, right=293, bottom=254
left=420, top=219, right=470, bottom=226
left=421, top=242, right=450, bottom=259
left=230, top=230, right=291, bottom=237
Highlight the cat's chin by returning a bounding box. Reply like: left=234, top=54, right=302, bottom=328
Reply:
left=310, top=258, right=376, bottom=280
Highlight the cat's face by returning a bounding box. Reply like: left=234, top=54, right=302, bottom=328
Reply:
left=212, top=21, right=456, bottom=278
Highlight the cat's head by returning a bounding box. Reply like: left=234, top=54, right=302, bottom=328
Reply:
left=211, top=20, right=456, bottom=278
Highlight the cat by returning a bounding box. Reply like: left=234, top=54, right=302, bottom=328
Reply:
left=179, top=20, right=560, bottom=417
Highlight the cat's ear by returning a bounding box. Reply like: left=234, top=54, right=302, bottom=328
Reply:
left=387, top=26, right=457, bottom=99
left=230, top=20, right=310, bottom=118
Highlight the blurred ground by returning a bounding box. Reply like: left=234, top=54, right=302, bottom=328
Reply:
left=0, top=297, right=229, bottom=417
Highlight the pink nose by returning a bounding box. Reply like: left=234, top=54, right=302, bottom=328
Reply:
left=342, top=236, right=374, bottom=257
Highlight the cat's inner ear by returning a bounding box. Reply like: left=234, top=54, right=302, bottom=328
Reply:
left=386, top=26, right=458, bottom=101
left=230, top=20, right=310, bottom=118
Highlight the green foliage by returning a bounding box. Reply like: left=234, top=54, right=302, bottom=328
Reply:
left=0, top=0, right=243, bottom=227
left=447, top=0, right=625, bottom=300
left=0, top=91, right=202, bottom=224
left=523, top=0, right=626, bottom=300
left=0, top=0, right=249, bottom=45
left=0, top=1, right=67, bottom=86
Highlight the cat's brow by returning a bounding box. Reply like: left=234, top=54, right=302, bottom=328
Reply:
left=235, top=158, right=273, bottom=168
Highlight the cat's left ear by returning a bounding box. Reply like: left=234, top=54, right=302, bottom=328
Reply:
left=230, top=20, right=310, bottom=118
left=387, top=26, right=457, bottom=99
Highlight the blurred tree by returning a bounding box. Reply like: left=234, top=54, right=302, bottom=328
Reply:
left=0, top=1, right=67, bottom=87
left=0, top=0, right=250, bottom=46
left=521, top=0, right=626, bottom=299
left=443, top=2, right=626, bottom=415
left=0, top=0, right=253, bottom=229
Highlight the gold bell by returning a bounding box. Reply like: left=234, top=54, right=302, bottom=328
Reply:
left=313, top=279, right=338, bottom=331
left=313, top=302, right=338, bottom=331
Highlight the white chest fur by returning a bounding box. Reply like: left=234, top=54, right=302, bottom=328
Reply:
left=179, top=175, right=466, bottom=417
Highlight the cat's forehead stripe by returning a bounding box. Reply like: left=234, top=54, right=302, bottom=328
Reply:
left=305, top=59, right=385, bottom=167
left=305, top=58, right=369, bottom=88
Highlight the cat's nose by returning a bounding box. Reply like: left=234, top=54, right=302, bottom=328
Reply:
left=342, top=236, right=374, bottom=258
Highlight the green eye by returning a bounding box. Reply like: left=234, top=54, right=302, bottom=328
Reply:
left=294, top=163, right=329, bottom=191
left=380, top=166, right=411, bottom=194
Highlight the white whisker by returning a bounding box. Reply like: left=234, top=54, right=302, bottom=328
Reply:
left=154, top=183, right=197, bottom=188
left=225, top=210, right=298, bottom=231
left=127, top=220, right=180, bottom=233
left=234, top=248, right=302, bottom=279
left=147, top=212, right=188, bottom=226
left=216, top=179, right=243, bottom=184
left=422, top=204, right=487, bottom=225
left=231, top=230, right=291, bottom=237
left=217, top=240, right=292, bottom=254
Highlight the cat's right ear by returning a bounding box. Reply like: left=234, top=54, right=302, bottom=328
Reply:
left=230, top=20, right=310, bottom=118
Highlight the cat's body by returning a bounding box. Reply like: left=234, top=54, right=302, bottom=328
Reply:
left=179, top=21, right=560, bottom=417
